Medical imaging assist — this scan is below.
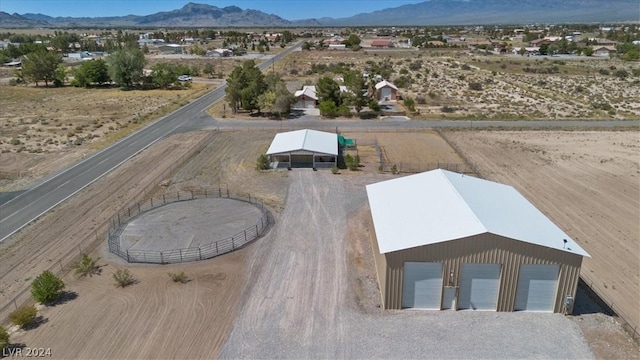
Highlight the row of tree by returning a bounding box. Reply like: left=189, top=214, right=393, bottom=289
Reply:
left=15, top=47, right=200, bottom=89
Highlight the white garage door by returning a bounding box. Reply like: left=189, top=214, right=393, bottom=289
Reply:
left=402, top=262, right=443, bottom=309
left=459, top=263, right=501, bottom=310
left=381, top=88, right=391, bottom=101
left=515, top=264, right=559, bottom=312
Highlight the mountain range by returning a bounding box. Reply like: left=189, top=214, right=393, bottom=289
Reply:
left=1, top=0, right=638, bottom=28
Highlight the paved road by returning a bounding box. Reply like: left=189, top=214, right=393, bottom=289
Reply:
left=0, top=43, right=303, bottom=242
left=1, top=39, right=638, bottom=242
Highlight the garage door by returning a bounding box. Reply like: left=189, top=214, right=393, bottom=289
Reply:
left=381, top=88, right=391, bottom=101
left=515, top=264, right=559, bottom=312
left=458, top=263, right=501, bottom=310
left=402, top=262, right=443, bottom=309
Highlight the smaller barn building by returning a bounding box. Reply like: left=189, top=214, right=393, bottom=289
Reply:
left=266, top=129, right=337, bottom=169
left=375, top=80, right=398, bottom=102
left=366, top=169, right=589, bottom=313
left=293, top=86, right=318, bottom=109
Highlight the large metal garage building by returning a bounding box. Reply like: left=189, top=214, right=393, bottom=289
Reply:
left=266, top=129, right=338, bottom=169
left=366, top=169, right=590, bottom=312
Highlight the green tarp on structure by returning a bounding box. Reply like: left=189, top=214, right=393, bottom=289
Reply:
left=338, top=136, right=355, bottom=147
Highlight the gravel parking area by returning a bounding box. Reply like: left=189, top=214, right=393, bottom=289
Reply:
left=220, top=170, right=594, bottom=359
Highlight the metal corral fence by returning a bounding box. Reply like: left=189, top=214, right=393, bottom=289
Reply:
left=107, top=189, right=271, bottom=264
left=0, top=130, right=217, bottom=323
left=378, top=162, right=474, bottom=174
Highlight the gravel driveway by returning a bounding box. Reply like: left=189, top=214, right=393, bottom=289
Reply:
left=220, top=170, right=594, bottom=359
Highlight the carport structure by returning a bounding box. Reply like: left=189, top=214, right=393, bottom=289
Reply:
left=366, top=169, right=590, bottom=312
left=266, top=129, right=338, bottom=169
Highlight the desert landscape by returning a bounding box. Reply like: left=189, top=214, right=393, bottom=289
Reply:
left=1, top=17, right=639, bottom=359
left=1, top=128, right=638, bottom=359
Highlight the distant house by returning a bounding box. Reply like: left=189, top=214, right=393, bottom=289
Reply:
left=328, top=44, right=346, bottom=50
left=593, top=46, right=616, bottom=57
left=293, top=85, right=318, bottom=109
left=375, top=80, right=398, bottom=102
left=370, top=39, right=392, bottom=48
left=158, top=44, right=182, bottom=54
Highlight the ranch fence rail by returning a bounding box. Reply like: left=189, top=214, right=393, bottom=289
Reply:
left=107, top=189, right=271, bottom=264
left=0, top=130, right=217, bottom=323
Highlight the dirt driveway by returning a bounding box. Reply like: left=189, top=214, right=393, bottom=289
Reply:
left=219, top=170, right=593, bottom=359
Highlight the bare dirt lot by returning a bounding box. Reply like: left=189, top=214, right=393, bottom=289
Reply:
left=0, top=83, right=214, bottom=192
left=3, top=129, right=638, bottom=359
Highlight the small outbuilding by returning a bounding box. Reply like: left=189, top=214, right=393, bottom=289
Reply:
left=366, top=169, right=589, bottom=312
left=266, top=129, right=337, bottom=169
left=375, top=80, right=398, bottom=102
left=293, top=86, right=318, bottom=109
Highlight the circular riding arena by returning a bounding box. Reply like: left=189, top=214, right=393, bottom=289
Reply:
left=108, top=192, right=270, bottom=264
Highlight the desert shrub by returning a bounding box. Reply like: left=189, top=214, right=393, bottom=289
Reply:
left=31, top=271, right=65, bottom=304
left=404, top=96, right=416, bottom=112
left=632, top=69, right=640, bottom=77
left=408, top=61, right=423, bottom=71
left=73, top=254, right=101, bottom=277
left=458, top=74, right=466, bottom=80
left=614, top=69, right=629, bottom=79
left=0, top=326, right=8, bottom=351
left=331, top=167, right=339, bottom=174
left=428, top=91, right=438, bottom=98
left=113, top=269, right=135, bottom=288
left=399, top=68, right=409, bottom=75
left=256, top=154, right=270, bottom=170
left=391, top=164, right=398, bottom=174
left=468, top=82, right=483, bottom=91
left=9, top=138, right=20, bottom=145
left=441, top=106, right=457, bottom=113
left=461, top=63, right=471, bottom=70
left=168, top=271, right=188, bottom=283
left=394, top=75, right=412, bottom=88
left=289, top=68, right=298, bottom=75
left=598, top=68, right=610, bottom=75
left=319, top=100, right=338, bottom=117
left=416, top=96, right=426, bottom=104
left=9, top=305, right=37, bottom=329
left=575, top=85, right=584, bottom=92
left=337, top=105, right=352, bottom=118
left=593, top=102, right=613, bottom=111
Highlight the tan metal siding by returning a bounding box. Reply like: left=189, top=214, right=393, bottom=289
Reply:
left=381, top=233, right=583, bottom=312
left=368, top=212, right=388, bottom=308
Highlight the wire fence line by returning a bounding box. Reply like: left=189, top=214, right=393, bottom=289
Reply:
left=0, top=130, right=218, bottom=323
left=107, top=189, right=271, bottom=264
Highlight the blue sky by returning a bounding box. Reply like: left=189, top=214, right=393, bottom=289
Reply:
left=0, top=0, right=423, bottom=20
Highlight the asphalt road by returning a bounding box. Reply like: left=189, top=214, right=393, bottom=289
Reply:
left=1, top=39, right=638, bottom=242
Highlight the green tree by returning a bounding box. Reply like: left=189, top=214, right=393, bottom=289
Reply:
left=316, top=76, right=341, bottom=106
left=53, top=64, right=67, bottom=86
left=0, top=326, right=8, bottom=352
left=302, top=41, right=312, bottom=51
left=344, top=34, right=361, bottom=49
left=22, top=49, right=63, bottom=87
left=225, top=60, right=267, bottom=113
left=107, top=47, right=146, bottom=88
left=72, top=59, right=110, bottom=87
left=404, top=96, right=416, bottom=112
left=203, top=63, right=215, bottom=78
left=151, top=62, right=178, bottom=89
left=256, top=154, right=270, bottom=170
left=31, top=270, right=65, bottom=304
left=319, top=100, right=339, bottom=117
left=344, top=70, right=366, bottom=112
left=584, top=46, right=594, bottom=57
left=9, top=305, right=37, bottom=329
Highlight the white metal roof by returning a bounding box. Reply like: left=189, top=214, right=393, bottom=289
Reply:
left=294, top=86, right=318, bottom=100
left=366, top=169, right=590, bottom=257
left=266, top=129, right=338, bottom=156
left=375, top=80, right=398, bottom=90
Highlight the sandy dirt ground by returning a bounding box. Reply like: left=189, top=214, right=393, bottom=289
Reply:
left=122, top=198, right=262, bottom=251
left=9, top=249, right=249, bottom=360
left=0, top=132, right=212, bottom=319
left=2, top=130, right=637, bottom=359
left=444, top=130, right=640, bottom=356
left=0, top=83, right=214, bottom=193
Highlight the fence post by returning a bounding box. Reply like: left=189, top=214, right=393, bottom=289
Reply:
left=218, top=187, right=222, bottom=197
left=180, top=249, right=183, bottom=262
left=138, top=202, right=141, bottom=212
left=160, top=251, right=164, bottom=264
left=261, top=217, right=264, bottom=229
left=216, top=242, right=219, bottom=254
left=59, top=259, right=63, bottom=271
left=244, top=230, right=247, bottom=243
left=232, top=238, right=235, bottom=250
left=126, top=250, right=130, bottom=263
left=13, top=299, right=17, bottom=311
left=198, top=247, right=202, bottom=260
left=191, top=190, right=194, bottom=199
left=255, top=225, right=258, bottom=237
left=205, top=189, right=207, bottom=198
left=117, top=213, right=121, bottom=226
left=151, top=198, right=153, bottom=207
left=128, top=207, right=131, bottom=217
left=178, top=192, right=180, bottom=201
